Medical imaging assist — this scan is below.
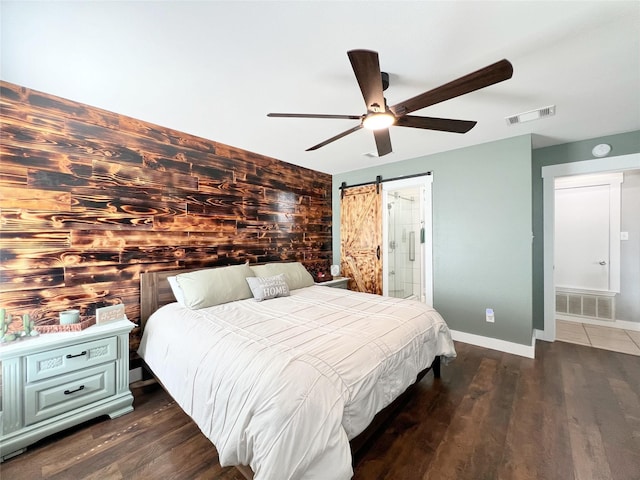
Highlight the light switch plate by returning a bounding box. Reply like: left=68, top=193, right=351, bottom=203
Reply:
left=96, top=304, right=126, bottom=325
left=621, top=231, right=629, bottom=241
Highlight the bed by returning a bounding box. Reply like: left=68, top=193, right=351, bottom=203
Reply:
left=138, top=262, right=456, bottom=479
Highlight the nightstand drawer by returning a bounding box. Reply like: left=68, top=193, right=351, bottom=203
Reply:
left=24, top=363, right=116, bottom=426
left=26, top=336, right=118, bottom=382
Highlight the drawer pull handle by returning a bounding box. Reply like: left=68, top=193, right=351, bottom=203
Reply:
left=64, top=385, right=85, bottom=395
left=66, top=351, right=87, bottom=359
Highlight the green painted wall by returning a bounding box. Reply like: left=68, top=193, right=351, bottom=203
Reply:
left=531, top=130, right=640, bottom=330
left=333, top=135, right=533, bottom=346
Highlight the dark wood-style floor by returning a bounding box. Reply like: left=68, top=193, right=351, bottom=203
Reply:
left=2, top=340, right=639, bottom=480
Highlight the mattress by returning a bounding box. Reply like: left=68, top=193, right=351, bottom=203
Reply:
left=138, top=285, right=456, bottom=479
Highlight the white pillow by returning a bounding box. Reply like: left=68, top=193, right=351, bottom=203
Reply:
left=246, top=274, right=290, bottom=301
left=167, top=276, right=186, bottom=306
left=249, top=262, right=314, bottom=290
left=176, top=264, right=255, bottom=309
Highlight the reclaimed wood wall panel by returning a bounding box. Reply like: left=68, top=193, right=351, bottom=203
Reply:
left=0, top=81, right=333, bottom=353
left=0, top=185, right=71, bottom=210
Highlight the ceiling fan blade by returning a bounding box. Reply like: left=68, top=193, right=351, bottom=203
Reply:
left=347, top=49, right=386, bottom=113
left=390, top=59, right=513, bottom=116
left=268, top=113, right=362, bottom=120
left=396, top=116, right=477, bottom=133
left=306, top=125, right=363, bottom=151
left=373, top=129, right=392, bottom=156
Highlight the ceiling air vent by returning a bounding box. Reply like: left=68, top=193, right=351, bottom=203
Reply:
left=506, top=105, right=556, bottom=125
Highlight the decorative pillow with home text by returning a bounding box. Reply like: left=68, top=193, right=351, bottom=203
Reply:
left=246, top=274, right=290, bottom=301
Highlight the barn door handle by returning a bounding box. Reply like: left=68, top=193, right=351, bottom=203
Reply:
left=376, top=245, right=381, bottom=260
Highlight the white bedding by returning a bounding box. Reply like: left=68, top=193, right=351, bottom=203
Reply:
left=138, top=285, right=456, bottom=479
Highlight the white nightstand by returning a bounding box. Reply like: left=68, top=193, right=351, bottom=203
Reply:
left=315, top=277, right=349, bottom=289
left=0, top=319, right=135, bottom=461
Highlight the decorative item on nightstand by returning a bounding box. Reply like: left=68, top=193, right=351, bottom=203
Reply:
left=59, top=309, right=80, bottom=325
left=308, top=262, right=332, bottom=283
left=96, top=304, right=127, bottom=325
left=0, top=310, right=39, bottom=343
left=314, top=271, right=328, bottom=282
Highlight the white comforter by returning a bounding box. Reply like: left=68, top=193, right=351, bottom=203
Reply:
left=138, top=285, right=456, bottom=480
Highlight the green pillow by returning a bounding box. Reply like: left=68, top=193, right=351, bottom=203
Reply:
left=176, top=264, right=255, bottom=309
left=249, top=262, right=314, bottom=290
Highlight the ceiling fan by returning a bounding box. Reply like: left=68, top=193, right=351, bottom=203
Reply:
left=268, top=50, right=513, bottom=157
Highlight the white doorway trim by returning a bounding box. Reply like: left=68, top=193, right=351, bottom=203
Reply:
left=541, top=153, right=640, bottom=342
left=382, top=174, right=433, bottom=305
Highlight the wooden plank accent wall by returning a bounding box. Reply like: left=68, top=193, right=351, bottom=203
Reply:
left=0, top=81, right=333, bottom=352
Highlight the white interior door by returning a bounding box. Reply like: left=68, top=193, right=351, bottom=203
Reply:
left=554, top=183, right=611, bottom=291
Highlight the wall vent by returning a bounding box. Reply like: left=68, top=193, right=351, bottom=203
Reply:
left=556, top=294, right=568, bottom=313
left=555, top=289, right=615, bottom=321
left=506, top=105, right=556, bottom=125
left=568, top=294, right=583, bottom=315
left=597, top=296, right=613, bottom=320
left=582, top=296, right=597, bottom=317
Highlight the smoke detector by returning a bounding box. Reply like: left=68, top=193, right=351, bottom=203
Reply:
left=592, top=143, right=611, bottom=157
left=506, top=105, right=556, bottom=125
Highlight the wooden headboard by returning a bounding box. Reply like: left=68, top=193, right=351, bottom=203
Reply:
left=140, top=268, right=200, bottom=330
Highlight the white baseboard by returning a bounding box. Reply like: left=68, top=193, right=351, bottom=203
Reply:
left=129, top=366, right=143, bottom=384
left=534, top=328, right=547, bottom=340
left=450, top=329, right=536, bottom=359
left=556, top=314, right=640, bottom=331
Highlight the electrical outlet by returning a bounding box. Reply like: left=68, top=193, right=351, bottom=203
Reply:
left=486, top=308, right=495, bottom=323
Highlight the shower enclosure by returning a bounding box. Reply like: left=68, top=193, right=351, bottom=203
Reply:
left=385, top=188, right=421, bottom=299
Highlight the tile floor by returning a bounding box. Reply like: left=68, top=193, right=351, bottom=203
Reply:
left=556, top=319, right=640, bottom=356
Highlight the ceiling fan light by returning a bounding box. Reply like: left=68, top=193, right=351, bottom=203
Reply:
left=362, top=112, right=395, bottom=130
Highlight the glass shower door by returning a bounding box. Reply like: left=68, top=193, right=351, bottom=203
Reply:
left=386, top=188, right=419, bottom=299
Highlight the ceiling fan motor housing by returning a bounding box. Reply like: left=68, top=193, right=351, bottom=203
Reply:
left=381, top=71, right=390, bottom=91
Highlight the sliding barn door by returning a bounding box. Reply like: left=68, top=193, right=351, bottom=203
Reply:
left=340, top=184, right=382, bottom=294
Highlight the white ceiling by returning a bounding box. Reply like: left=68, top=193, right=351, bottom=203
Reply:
left=1, top=1, right=639, bottom=174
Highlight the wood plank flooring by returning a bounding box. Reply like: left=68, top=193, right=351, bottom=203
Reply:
left=2, top=340, right=639, bottom=480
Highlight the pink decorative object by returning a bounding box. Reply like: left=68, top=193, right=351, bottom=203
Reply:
left=34, top=318, right=96, bottom=334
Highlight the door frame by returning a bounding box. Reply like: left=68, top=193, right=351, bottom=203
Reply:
left=541, top=153, right=640, bottom=342
left=382, top=175, right=433, bottom=305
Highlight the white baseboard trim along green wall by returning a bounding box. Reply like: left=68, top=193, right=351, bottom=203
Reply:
left=450, top=330, right=536, bottom=359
